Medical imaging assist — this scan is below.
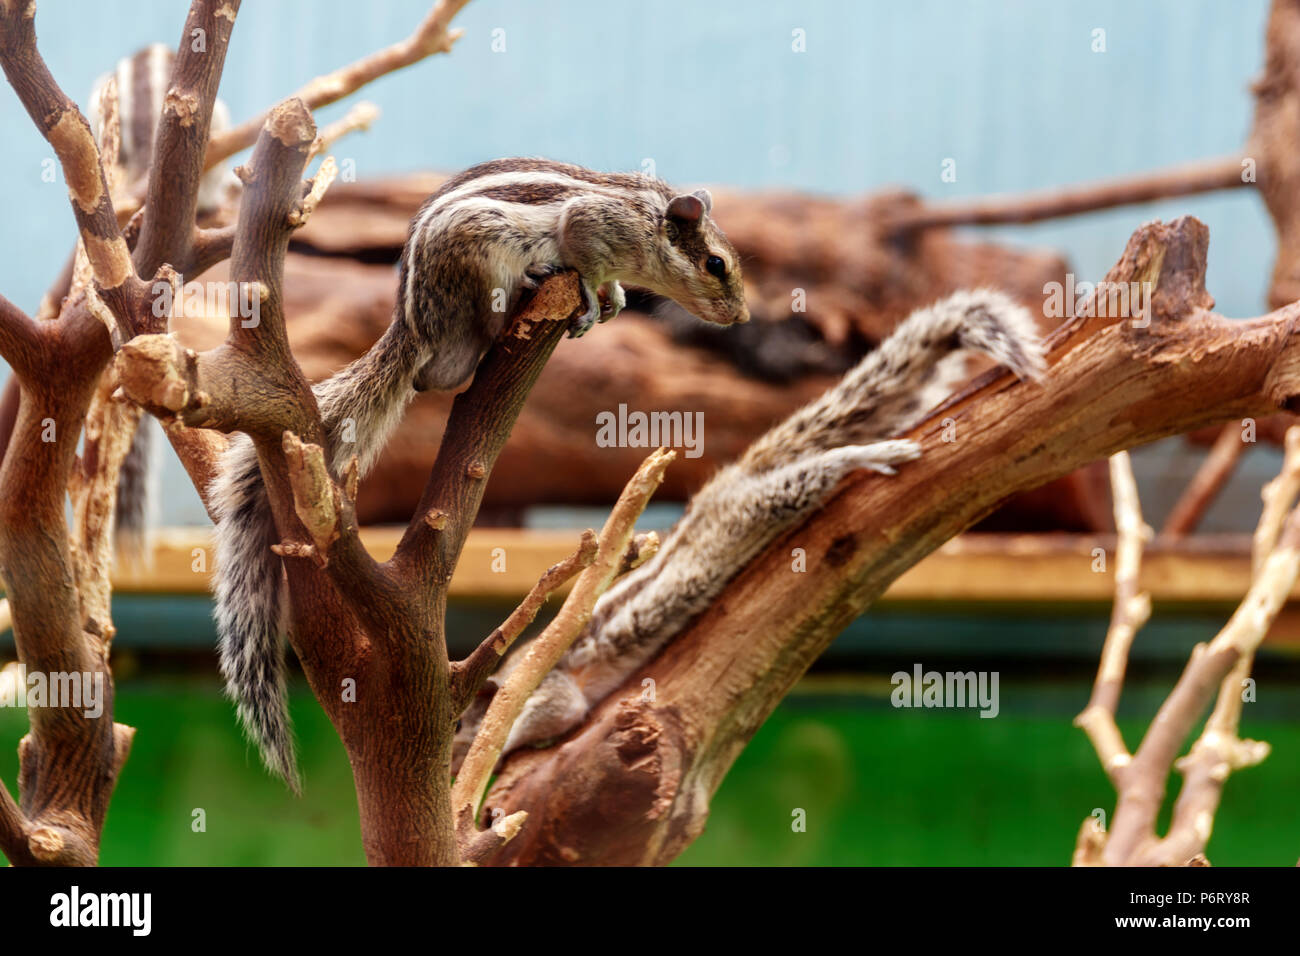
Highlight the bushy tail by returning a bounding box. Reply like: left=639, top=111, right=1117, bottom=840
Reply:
left=211, top=436, right=300, bottom=793
left=209, top=323, right=420, bottom=793
left=485, top=289, right=1047, bottom=758
left=114, top=418, right=159, bottom=564
left=746, top=288, right=1046, bottom=468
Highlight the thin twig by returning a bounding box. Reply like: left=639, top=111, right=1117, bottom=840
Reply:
left=450, top=530, right=598, bottom=715
left=1094, top=428, right=1300, bottom=866
left=884, top=155, right=1246, bottom=233
left=205, top=0, right=471, bottom=170
left=1074, top=452, right=1151, bottom=786
left=1162, top=423, right=1249, bottom=537
left=1252, top=426, right=1300, bottom=574
left=451, top=448, right=676, bottom=851
left=308, top=101, right=380, bottom=160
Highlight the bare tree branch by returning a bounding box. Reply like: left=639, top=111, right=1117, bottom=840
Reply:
left=0, top=293, right=43, bottom=377
left=883, top=156, right=1246, bottom=233
left=453, top=448, right=675, bottom=849
left=133, top=0, right=241, bottom=282
left=477, top=216, right=1300, bottom=865
left=1252, top=426, right=1300, bottom=573
left=0, top=0, right=142, bottom=339
left=308, top=101, right=380, bottom=161
left=1162, top=423, right=1249, bottom=537
left=1074, top=452, right=1152, bottom=788
left=392, top=271, right=583, bottom=581
left=450, top=530, right=598, bottom=716
left=205, top=0, right=471, bottom=170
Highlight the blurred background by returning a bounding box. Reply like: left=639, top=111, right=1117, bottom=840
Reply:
left=2, top=0, right=1298, bottom=865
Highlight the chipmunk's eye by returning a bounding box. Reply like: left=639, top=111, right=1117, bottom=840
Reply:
left=705, top=255, right=727, bottom=280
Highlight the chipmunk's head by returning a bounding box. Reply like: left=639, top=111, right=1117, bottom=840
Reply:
left=653, top=190, right=749, bottom=326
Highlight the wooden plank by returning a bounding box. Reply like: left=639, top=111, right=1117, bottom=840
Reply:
left=884, top=533, right=1260, bottom=604
left=101, top=528, right=1300, bottom=647
left=115, top=528, right=1272, bottom=604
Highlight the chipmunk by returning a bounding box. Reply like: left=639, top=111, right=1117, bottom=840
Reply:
left=452, top=289, right=1046, bottom=769
left=89, top=43, right=238, bottom=560
left=212, top=158, right=751, bottom=789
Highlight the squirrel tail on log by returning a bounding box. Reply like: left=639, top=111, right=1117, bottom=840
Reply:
left=453, top=289, right=1048, bottom=768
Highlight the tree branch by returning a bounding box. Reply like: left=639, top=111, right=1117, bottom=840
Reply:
left=308, top=101, right=380, bottom=161
left=0, top=0, right=141, bottom=340
left=1162, top=423, right=1249, bottom=537
left=0, top=292, right=43, bottom=377
left=453, top=448, right=675, bottom=855
left=392, top=270, right=583, bottom=582
left=478, top=216, right=1300, bottom=865
left=1074, top=452, right=1152, bottom=787
left=1102, top=501, right=1300, bottom=865
left=883, top=156, right=1246, bottom=233
left=133, top=0, right=240, bottom=282
left=450, top=529, right=598, bottom=716
left=204, top=0, right=471, bottom=170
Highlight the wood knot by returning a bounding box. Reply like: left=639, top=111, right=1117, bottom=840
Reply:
left=824, top=533, right=858, bottom=567
left=28, top=826, right=66, bottom=861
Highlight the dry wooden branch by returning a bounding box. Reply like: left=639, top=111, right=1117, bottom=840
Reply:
left=132, top=0, right=240, bottom=284
left=69, top=369, right=141, bottom=641
left=452, top=448, right=676, bottom=857
left=205, top=0, right=470, bottom=169
left=308, top=101, right=380, bottom=160
left=1247, top=0, right=1300, bottom=308
left=0, top=0, right=183, bottom=867
left=1162, top=423, right=1250, bottom=537
left=1076, top=428, right=1300, bottom=866
left=1102, top=509, right=1298, bottom=865
left=1253, top=426, right=1300, bottom=573
left=0, top=0, right=144, bottom=340
left=885, top=156, right=1246, bottom=233
left=1074, top=452, right=1152, bottom=787
left=392, top=271, right=584, bottom=580
left=0, top=293, right=43, bottom=378
left=477, top=215, right=1300, bottom=865
left=450, top=530, right=598, bottom=715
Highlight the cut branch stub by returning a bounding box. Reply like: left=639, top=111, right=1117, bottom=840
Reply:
left=278, top=430, right=344, bottom=564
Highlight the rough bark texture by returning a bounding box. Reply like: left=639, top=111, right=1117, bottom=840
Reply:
left=478, top=217, right=1300, bottom=866
left=0, top=0, right=238, bottom=865
left=1249, top=0, right=1300, bottom=309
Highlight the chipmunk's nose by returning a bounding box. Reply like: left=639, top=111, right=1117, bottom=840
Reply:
left=733, top=302, right=751, bottom=324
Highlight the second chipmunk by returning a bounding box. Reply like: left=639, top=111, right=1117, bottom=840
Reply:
left=453, top=289, right=1046, bottom=770
left=211, top=158, right=751, bottom=789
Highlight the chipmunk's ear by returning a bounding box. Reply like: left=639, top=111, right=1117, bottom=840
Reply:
left=692, top=189, right=713, bottom=212
left=667, top=193, right=706, bottom=228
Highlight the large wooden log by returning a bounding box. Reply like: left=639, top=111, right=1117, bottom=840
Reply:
left=478, top=217, right=1300, bottom=866
left=171, top=175, right=1108, bottom=529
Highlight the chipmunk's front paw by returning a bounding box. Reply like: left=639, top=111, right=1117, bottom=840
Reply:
left=597, top=281, right=625, bottom=323
left=568, top=280, right=603, bottom=338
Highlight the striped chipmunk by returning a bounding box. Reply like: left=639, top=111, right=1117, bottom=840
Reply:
left=451, top=288, right=1046, bottom=771
left=211, top=158, right=751, bottom=789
